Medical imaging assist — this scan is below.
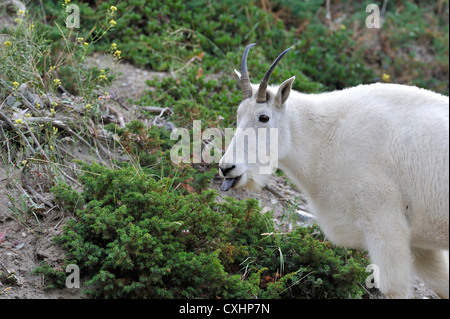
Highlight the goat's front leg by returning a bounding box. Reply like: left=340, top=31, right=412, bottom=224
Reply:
left=364, top=206, right=413, bottom=298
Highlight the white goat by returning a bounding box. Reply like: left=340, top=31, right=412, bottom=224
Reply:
left=219, top=44, right=449, bottom=299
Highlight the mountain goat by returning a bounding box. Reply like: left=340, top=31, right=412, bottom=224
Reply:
left=219, top=43, right=449, bottom=299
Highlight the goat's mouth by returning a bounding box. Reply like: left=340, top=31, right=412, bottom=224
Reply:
left=220, top=175, right=242, bottom=191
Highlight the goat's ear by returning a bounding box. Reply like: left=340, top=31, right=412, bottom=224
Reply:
left=234, top=69, right=241, bottom=80
left=275, top=76, right=295, bottom=107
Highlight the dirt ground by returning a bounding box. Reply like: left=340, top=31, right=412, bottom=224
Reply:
left=0, top=54, right=443, bottom=299
left=0, top=164, right=78, bottom=298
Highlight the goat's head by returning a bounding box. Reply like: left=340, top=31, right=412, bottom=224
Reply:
left=219, top=44, right=295, bottom=192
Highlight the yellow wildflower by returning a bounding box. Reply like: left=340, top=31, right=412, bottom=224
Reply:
left=109, top=19, right=117, bottom=27
left=4, top=41, right=12, bottom=47
left=53, top=78, right=61, bottom=87
left=84, top=42, right=89, bottom=47
left=36, top=103, right=41, bottom=109
left=111, top=43, right=117, bottom=50
left=22, top=160, right=27, bottom=165
left=15, top=119, right=23, bottom=125
left=12, top=81, right=19, bottom=87
left=85, top=104, right=92, bottom=109
left=25, top=113, right=31, bottom=117
left=113, top=50, right=121, bottom=58
left=110, top=6, right=118, bottom=12
left=382, top=73, right=391, bottom=82
left=77, top=37, right=84, bottom=43
left=50, top=108, right=55, bottom=116
left=17, top=10, right=26, bottom=17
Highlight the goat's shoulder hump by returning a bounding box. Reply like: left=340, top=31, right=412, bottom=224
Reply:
left=347, top=83, right=448, bottom=101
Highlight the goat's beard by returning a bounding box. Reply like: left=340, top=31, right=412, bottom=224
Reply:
left=238, top=169, right=272, bottom=193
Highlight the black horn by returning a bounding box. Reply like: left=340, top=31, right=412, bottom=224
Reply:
left=256, top=47, right=293, bottom=103
left=240, top=43, right=256, bottom=99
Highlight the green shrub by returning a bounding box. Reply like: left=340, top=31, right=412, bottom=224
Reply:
left=105, top=121, right=216, bottom=193
left=292, top=24, right=375, bottom=90
left=48, top=162, right=369, bottom=299
left=30, top=0, right=448, bottom=96
left=139, top=68, right=240, bottom=128
left=51, top=181, right=85, bottom=213
left=31, top=262, right=68, bottom=290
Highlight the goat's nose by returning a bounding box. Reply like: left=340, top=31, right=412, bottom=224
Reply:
left=220, top=164, right=235, bottom=177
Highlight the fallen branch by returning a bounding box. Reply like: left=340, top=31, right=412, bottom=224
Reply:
left=109, top=93, right=131, bottom=111
left=24, top=116, right=74, bottom=124
left=28, top=116, right=111, bottom=165
left=22, top=181, right=53, bottom=208
left=0, top=109, right=17, bottom=130
left=0, top=125, right=11, bottom=163
left=0, top=110, right=36, bottom=155
left=106, top=104, right=126, bottom=127
left=173, top=55, right=201, bottom=74
left=137, top=106, right=173, bottom=115
left=25, top=117, right=92, bottom=149
left=18, top=92, right=44, bottom=117
left=152, top=107, right=173, bottom=126
left=264, top=184, right=285, bottom=199
left=23, top=121, right=49, bottom=161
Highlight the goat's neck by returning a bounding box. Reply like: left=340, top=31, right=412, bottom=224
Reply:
left=278, top=93, right=329, bottom=192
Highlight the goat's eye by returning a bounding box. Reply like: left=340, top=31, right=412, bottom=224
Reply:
left=259, top=114, right=270, bottom=123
